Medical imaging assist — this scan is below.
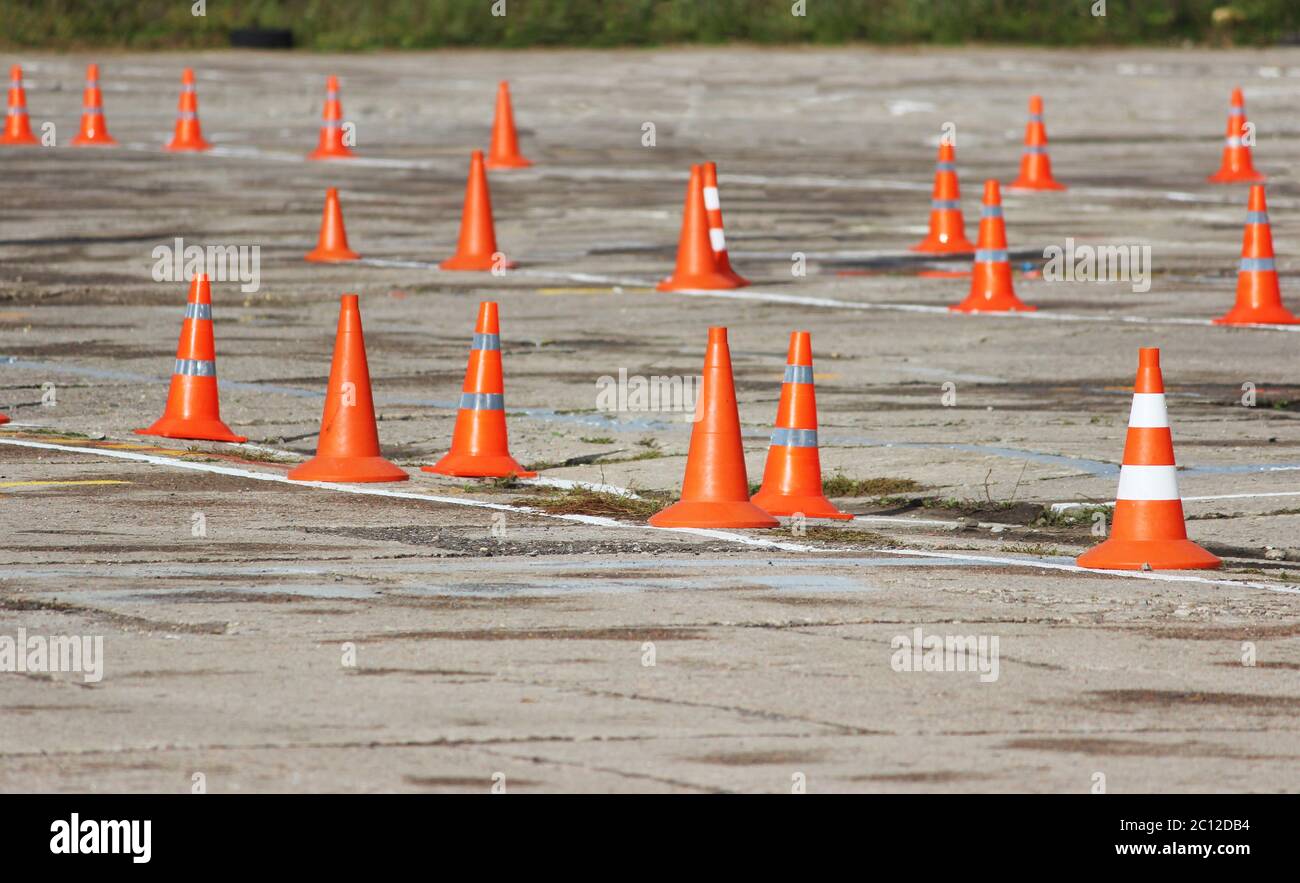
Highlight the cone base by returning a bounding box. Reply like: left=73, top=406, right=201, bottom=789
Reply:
left=1208, top=169, right=1265, bottom=184
left=485, top=155, right=532, bottom=169
left=308, top=147, right=356, bottom=161
left=1076, top=537, right=1221, bottom=571
left=305, top=247, right=360, bottom=263
left=1007, top=178, right=1066, bottom=191
left=439, top=254, right=515, bottom=272
left=70, top=135, right=117, bottom=147
left=649, top=499, right=779, bottom=529
left=135, top=417, right=246, bottom=444
left=750, top=491, right=854, bottom=521
left=949, top=298, right=1037, bottom=313
left=0, top=134, right=40, bottom=146
left=287, top=455, right=408, bottom=483
left=165, top=140, right=212, bottom=152
left=657, top=272, right=743, bottom=292
left=1213, top=305, right=1300, bottom=325
left=0, top=412, right=10, bottom=425
left=422, top=452, right=537, bottom=479
left=911, top=236, right=976, bottom=254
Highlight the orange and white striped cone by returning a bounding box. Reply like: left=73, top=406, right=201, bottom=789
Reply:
left=658, top=165, right=740, bottom=291
left=422, top=301, right=536, bottom=478
left=751, top=331, right=851, bottom=521
left=949, top=180, right=1035, bottom=313
left=912, top=140, right=974, bottom=253
left=308, top=75, right=354, bottom=160
left=1208, top=88, right=1264, bottom=184
left=136, top=275, right=246, bottom=443
left=701, top=162, right=749, bottom=286
left=1076, top=348, right=1220, bottom=571
left=1, top=65, right=39, bottom=146
left=70, top=63, right=116, bottom=147
left=1214, top=185, right=1298, bottom=325
left=165, top=68, right=211, bottom=152
left=1008, top=95, right=1065, bottom=191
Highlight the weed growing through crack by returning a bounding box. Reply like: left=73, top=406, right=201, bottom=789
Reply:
left=821, top=473, right=924, bottom=497
left=529, top=486, right=666, bottom=520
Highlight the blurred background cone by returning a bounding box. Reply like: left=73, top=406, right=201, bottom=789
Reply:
left=485, top=81, right=531, bottom=169
left=136, top=275, right=245, bottom=443
left=164, top=68, right=211, bottom=151
left=1208, top=88, right=1264, bottom=184
left=1, top=65, right=39, bottom=146
left=1076, top=348, right=1221, bottom=571
left=288, top=295, right=406, bottom=483
left=1213, top=185, right=1297, bottom=325
left=308, top=75, right=354, bottom=160
left=912, top=140, right=974, bottom=253
left=306, top=187, right=360, bottom=262
left=423, top=302, right=536, bottom=478
left=70, top=63, right=115, bottom=146
left=950, top=180, right=1035, bottom=312
left=1008, top=95, right=1065, bottom=191
left=751, top=331, right=851, bottom=520
left=649, top=327, right=778, bottom=529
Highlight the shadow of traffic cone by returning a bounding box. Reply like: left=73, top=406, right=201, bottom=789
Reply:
left=701, top=162, right=749, bottom=285
left=1214, top=185, right=1298, bottom=325
left=486, top=81, right=531, bottom=169
left=751, top=331, right=851, bottom=521
left=288, top=295, right=407, bottom=483
left=440, top=150, right=511, bottom=271
left=1077, top=348, right=1220, bottom=571
left=1208, top=88, right=1264, bottom=184
left=913, top=140, right=974, bottom=253
left=950, top=180, right=1036, bottom=313
left=306, top=188, right=360, bottom=262
left=1, top=66, right=39, bottom=146
left=422, top=301, right=536, bottom=478
left=70, top=64, right=115, bottom=147
left=1009, top=95, right=1065, bottom=191
left=165, top=68, right=211, bottom=152
left=308, top=75, right=354, bottom=160
left=658, top=165, right=742, bottom=291
left=649, top=328, right=778, bottom=529
left=136, top=274, right=246, bottom=443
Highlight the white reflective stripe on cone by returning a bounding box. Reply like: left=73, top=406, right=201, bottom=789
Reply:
left=702, top=186, right=720, bottom=211
left=1127, top=393, right=1168, bottom=428
left=1116, top=464, right=1180, bottom=501
left=709, top=228, right=726, bottom=251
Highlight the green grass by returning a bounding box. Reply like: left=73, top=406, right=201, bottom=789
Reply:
left=821, top=474, right=924, bottom=498
left=3, top=1, right=1297, bottom=49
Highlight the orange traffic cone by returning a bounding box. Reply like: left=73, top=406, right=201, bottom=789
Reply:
left=1215, top=185, right=1298, bottom=325
left=136, top=275, right=246, bottom=443
left=423, top=301, right=536, bottom=478
left=1009, top=95, right=1065, bottom=191
left=658, top=165, right=741, bottom=292
left=307, top=75, right=354, bottom=160
left=1208, top=88, right=1264, bottom=184
left=70, top=63, right=115, bottom=147
left=1077, top=348, right=1220, bottom=571
left=649, top=328, right=778, bottom=529
left=165, top=68, right=210, bottom=152
left=485, top=81, right=531, bottom=169
left=288, top=295, right=406, bottom=483
left=701, top=162, right=749, bottom=286
left=950, top=180, right=1035, bottom=313
left=306, top=188, right=360, bottom=262
left=912, top=139, right=974, bottom=253
left=1, top=65, right=39, bottom=146
left=439, top=150, right=511, bottom=272
left=751, top=331, right=851, bottom=521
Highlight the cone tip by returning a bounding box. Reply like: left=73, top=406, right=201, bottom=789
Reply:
left=1028, top=94, right=1043, bottom=113
left=87, top=63, right=99, bottom=79
left=788, top=330, right=813, bottom=365
left=937, top=140, right=955, bottom=160
left=983, top=179, right=1001, bottom=203
left=477, top=300, right=500, bottom=332
left=1248, top=184, right=1267, bottom=211
left=10, top=65, right=21, bottom=80
left=1138, top=347, right=1160, bottom=367
left=341, top=292, right=359, bottom=308
left=707, top=326, right=728, bottom=345
left=327, top=74, right=339, bottom=90
left=182, top=67, right=195, bottom=83
left=1231, top=86, right=1244, bottom=104
left=499, top=80, right=509, bottom=89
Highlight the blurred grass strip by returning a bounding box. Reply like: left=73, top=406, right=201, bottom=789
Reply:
left=1, top=0, right=1297, bottom=49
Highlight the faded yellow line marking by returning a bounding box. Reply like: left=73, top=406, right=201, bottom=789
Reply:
left=0, top=479, right=131, bottom=489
